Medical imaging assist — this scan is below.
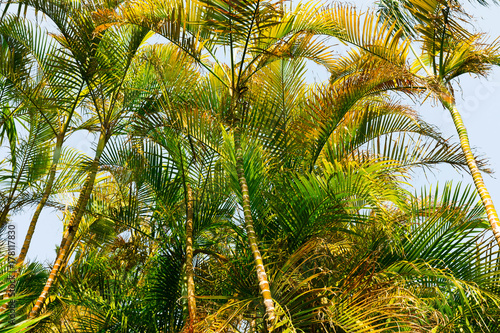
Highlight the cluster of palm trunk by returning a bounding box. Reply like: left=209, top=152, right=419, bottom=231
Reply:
left=1, top=0, right=500, bottom=332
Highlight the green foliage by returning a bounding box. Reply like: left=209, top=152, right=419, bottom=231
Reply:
left=0, top=255, right=46, bottom=332
left=1, top=0, right=500, bottom=332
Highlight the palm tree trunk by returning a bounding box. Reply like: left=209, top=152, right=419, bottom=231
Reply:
left=0, top=210, right=9, bottom=230
left=29, top=131, right=107, bottom=318
left=443, top=100, right=500, bottom=247
left=185, top=184, right=197, bottom=332
left=17, top=134, right=64, bottom=267
left=233, top=126, right=276, bottom=324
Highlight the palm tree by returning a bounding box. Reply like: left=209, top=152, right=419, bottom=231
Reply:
left=129, top=66, right=235, bottom=331
left=98, top=0, right=299, bottom=322
left=378, top=0, right=500, bottom=247
left=11, top=0, right=152, bottom=318
left=301, top=0, right=500, bottom=247
left=0, top=11, right=92, bottom=271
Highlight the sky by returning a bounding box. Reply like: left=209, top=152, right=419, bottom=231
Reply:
left=2, top=0, right=500, bottom=265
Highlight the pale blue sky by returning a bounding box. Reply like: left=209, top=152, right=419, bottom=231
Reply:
left=2, top=0, right=500, bottom=264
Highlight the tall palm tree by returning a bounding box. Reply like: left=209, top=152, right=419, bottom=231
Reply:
left=13, top=0, right=152, bottom=318
left=97, top=0, right=307, bottom=322
left=299, top=0, right=500, bottom=246
left=377, top=0, right=500, bottom=247
left=0, top=12, right=91, bottom=270
left=130, top=66, right=234, bottom=332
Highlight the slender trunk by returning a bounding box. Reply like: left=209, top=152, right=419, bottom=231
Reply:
left=0, top=210, right=9, bottom=230
left=185, top=184, right=196, bottom=332
left=17, top=135, right=64, bottom=267
left=29, top=131, right=107, bottom=318
left=233, top=126, right=276, bottom=324
left=443, top=100, right=500, bottom=247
